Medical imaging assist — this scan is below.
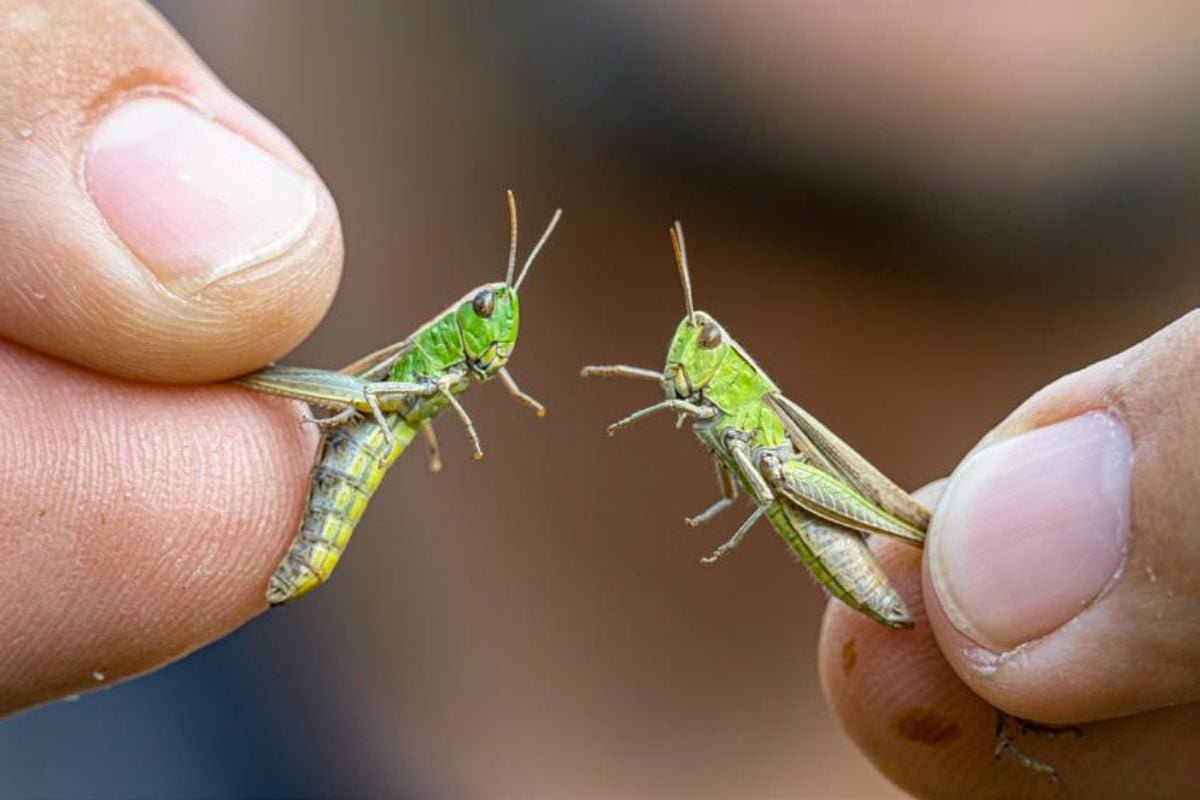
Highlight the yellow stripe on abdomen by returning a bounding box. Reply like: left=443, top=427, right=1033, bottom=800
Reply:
left=267, top=413, right=418, bottom=605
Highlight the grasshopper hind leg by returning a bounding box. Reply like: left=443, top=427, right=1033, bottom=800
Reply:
left=994, top=709, right=1082, bottom=782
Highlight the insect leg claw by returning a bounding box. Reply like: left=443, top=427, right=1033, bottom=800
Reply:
left=700, top=508, right=765, bottom=566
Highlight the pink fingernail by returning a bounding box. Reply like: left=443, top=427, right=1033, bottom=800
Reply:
left=930, top=412, right=1131, bottom=652
left=86, top=97, right=317, bottom=296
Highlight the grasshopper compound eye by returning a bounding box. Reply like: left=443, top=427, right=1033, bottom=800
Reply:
left=472, top=289, right=495, bottom=318
left=697, top=321, right=722, bottom=349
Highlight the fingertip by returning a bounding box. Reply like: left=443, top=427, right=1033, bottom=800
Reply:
left=0, top=0, right=344, bottom=382
left=923, top=313, right=1200, bottom=723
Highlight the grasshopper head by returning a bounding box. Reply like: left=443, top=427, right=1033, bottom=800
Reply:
left=458, top=192, right=561, bottom=380
left=457, top=281, right=519, bottom=378
left=659, top=222, right=730, bottom=400
left=664, top=310, right=730, bottom=399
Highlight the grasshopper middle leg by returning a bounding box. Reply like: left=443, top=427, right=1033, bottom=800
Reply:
left=686, top=460, right=738, bottom=527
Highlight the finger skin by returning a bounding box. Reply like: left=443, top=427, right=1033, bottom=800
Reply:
left=0, top=339, right=315, bottom=715
left=926, top=310, right=1200, bottom=723
left=819, top=536, right=1200, bottom=800
left=0, top=0, right=342, bottom=382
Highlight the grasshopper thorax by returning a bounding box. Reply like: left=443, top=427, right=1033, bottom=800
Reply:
left=456, top=281, right=518, bottom=379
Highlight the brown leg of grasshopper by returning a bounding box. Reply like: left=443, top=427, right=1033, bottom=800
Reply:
left=362, top=380, right=437, bottom=447
left=300, top=406, right=360, bottom=429
left=701, top=507, right=765, bottom=565
left=607, top=400, right=714, bottom=435
left=723, top=433, right=774, bottom=505
left=439, top=386, right=484, bottom=460
left=498, top=367, right=546, bottom=417
left=420, top=420, right=442, bottom=473
left=686, top=460, right=738, bottom=527
left=993, top=709, right=1080, bottom=782
left=580, top=364, right=663, bottom=381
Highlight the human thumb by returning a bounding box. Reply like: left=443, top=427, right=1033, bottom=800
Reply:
left=0, top=0, right=342, bottom=382
left=924, top=309, right=1200, bottom=724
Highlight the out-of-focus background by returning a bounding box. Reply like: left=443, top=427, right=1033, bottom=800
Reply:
left=4, top=2, right=1200, bottom=798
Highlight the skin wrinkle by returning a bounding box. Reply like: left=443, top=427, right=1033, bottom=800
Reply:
left=0, top=340, right=314, bottom=713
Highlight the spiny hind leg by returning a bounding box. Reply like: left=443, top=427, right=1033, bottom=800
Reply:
left=994, top=709, right=1080, bottom=781
left=701, top=508, right=764, bottom=565
left=686, top=460, right=738, bottom=527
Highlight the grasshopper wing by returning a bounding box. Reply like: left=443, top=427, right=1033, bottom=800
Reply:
left=338, top=339, right=414, bottom=381
left=235, top=366, right=373, bottom=410
left=774, top=459, right=925, bottom=545
left=765, top=392, right=930, bottom=535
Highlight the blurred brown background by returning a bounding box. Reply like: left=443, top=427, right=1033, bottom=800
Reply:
left=5, top=2, right=1200, bottom=798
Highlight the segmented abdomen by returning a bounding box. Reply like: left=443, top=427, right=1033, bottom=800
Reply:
left=767, top=502, right=914, bottom=629
left=267, top=413, right=417, bottom=605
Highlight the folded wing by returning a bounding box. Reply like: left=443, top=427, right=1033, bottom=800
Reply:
left=774, top=459, right=925, bottom=545
left=765, top=392, right=930, bottom=535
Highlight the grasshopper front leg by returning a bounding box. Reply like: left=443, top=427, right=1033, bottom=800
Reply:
left=607, top=399, right=715, bottom=435
left=438, top=385, right=485, bottom=460
left=499, top=367, right=546, bottom=417
left=580, top=364, right=664, bottom=382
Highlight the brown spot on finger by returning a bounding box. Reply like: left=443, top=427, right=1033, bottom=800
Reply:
left=819, top=536, right=1200, bottom=798
left=891, top=707, right=960, bottom=746
left=841, top=637, right=856, bottom=676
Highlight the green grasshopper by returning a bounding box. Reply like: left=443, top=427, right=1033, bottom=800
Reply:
left=238, top=192, right=561, bottom=605
left=583, top=222, right=928, bottom=628
left=582, top=223, right=1069, bottom=778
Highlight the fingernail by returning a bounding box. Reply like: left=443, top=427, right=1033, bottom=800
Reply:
left=930, top=412, right=1131, bottom=652
left=86, top=97, right=317, bottom=296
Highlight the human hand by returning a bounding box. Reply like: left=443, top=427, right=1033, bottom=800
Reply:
left=0, top=0, right=339, bottom=715
left=819, top=311, right=1200, bottom=798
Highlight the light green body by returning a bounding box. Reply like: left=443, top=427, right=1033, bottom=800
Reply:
left=237, top=194, right=559, bottom=605
left=243, top=283, right=525, bottom=604
left=583, top=222, right=928, bottom=629
left=584, top=222, right=1066, bottom=776
left=666, top=314, right=926, bottom=628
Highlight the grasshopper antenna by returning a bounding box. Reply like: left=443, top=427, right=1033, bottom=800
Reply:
left=504, top=190, right=519, bottom=288
left=514, top=207, right=563, bottom=291
left=670, top=221, right=696, bottom=325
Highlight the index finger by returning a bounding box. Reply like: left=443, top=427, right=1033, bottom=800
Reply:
left=0, top=340, right=314, bottom=715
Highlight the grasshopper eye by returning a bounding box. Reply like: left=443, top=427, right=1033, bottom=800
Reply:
left=472, top=289, right=495, bottom=318
left=697, top=321, right=722, bottom=349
